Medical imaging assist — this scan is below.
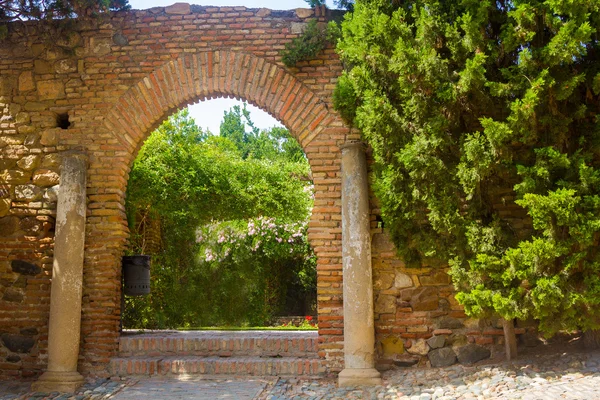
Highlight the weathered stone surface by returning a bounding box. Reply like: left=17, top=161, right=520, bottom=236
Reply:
left=90, top=37, right=112, bottom=55
left=16, top=155, right=40, bottom=171
left=30, top=43, right=45, bottom=56
left=6, top=355, right=21, bottom=363
left=11, top=260, right=41, bottom=276
left=40, top=130, right=58, bottom=146
left=20, top=327, right=38, bottom=336
left=0, top=135, right=24, bottom=146
left=113, top=33, right=129, bottom=46
left=2, top=288, right=24, bottom=303
left=406, top=339, right=429, bottom=356
left=436, top=316, right=465, bottom=329
left=381, top=336, right=404, bottom=356
left=15, top=112, right=30, bottom=125
left=18, top=71, right=35, bottom=92
left=256, top=8, right=271, bottom=17
left=24, top=102, right=47, bottom=112
left=0, top=216, right=20, bottom=236
left=20, top=216, right=42, bottom=235
left=12, top=276, right=27, bottom=289
left=295, top=8, right=313, bottom=18
left=420, top=271, right=450, bottom=286
left=375, top=294, right=396, bottom=314
left=34, top=60, right=53, bottom=74
left=448, top=333, right=469, bottom=349
left=56, top=31, right=81, bottom=48
left=33, top=169, right=59, bottom=187
left=393, top=356, right=419, bottom=367
left=0, top=199, right=11, bottom=217
left=456, top=344, right=491, bottom=365
left=37, top=80, right=65, bottom=100
left=372, top=233, right=395, bottom=252
left=2, top=170, right=30, bottom=185
left=428, top=347, right=457, bottom=367
left=395, top=273, right=413, bottom=289
left=374, top=272, right=394, bottom=290
left=464, top=318, right=480, bottom=330
left=41, top=153, right=61, bottom=168
left=410, top=287, right=439, bottom=311
left=55, top=59, right=77, bottom=74
left=427, top=335, right=446, bottom=349
left=291, top=22, right=307, bottom=34
left=14, top=185, right=42, bottom=202
left=44, top=185, right=59, bottom=202
left=1, top=334, right=34, bottom=353
left=165, top=2, right=190, bottom=14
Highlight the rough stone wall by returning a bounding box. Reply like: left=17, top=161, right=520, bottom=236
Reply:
left=368, top=165, right=536, bottom=369
left=0, top=3, right=532, bottom=380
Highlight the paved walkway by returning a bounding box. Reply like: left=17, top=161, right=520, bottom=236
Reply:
left=2, top=347, right=600, bottom=399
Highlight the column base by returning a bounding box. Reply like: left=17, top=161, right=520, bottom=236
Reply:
left=338, top=368, right=382, bottom=386
left=31, top=371, right=85, bottom=393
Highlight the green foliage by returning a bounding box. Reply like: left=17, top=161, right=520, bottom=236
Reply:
left=336, top=0, right=600, bottom=336
left=1, top=0, right=129, bottom=39
left=0, top=0, right=129, bottom=22
left=219, top=104, right=306, bottom=162
left=304, top=0, right=354, bottom=10
left=304, top=0, right=326, bottom=8
left=124, top=108, right=315, bottom=328
left=281, top=19, right=340, bottom=68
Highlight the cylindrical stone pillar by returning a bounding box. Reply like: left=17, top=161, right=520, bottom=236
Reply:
left=338, top=141, right=382, bottom=386
left=32, top=153, right=87, bottom=393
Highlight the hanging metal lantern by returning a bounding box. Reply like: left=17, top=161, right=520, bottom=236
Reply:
left=122, top=255, right=151, bottom=296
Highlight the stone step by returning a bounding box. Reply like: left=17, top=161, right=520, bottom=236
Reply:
left=110, top=356, right=324, bottom=376
left=118, top=331, right=318, bottom=358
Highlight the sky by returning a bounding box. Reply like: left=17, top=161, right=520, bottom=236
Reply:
left=127, top=0, right=334, bottom=133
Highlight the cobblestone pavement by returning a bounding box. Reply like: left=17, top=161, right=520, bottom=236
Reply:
left=2, top=348, right=600, bottom=399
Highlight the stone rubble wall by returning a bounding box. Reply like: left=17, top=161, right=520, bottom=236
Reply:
left=0, top=4, right=535, bottom=379
left=368, top=174, right=538, bottom=369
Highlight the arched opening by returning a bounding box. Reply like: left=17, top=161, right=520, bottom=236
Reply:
left=121, top=99, right=317, bottom=329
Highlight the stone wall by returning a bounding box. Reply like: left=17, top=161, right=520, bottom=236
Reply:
left=368, top=167, right=537, bottom=369
left=0, top=3, right=534, bottom=379
left=0, top=4, right=348, bottom=378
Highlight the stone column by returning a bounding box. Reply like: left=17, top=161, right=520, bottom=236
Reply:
left=338, top=141, right=382, bottom=386
left=32, top=153, right=87, bottom=393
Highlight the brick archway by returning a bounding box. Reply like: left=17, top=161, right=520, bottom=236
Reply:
left=105, top=51, right=332, bottom=161
left=0, top=6, right=359, bottom=381
left=79, top=50, right=346, bottom=375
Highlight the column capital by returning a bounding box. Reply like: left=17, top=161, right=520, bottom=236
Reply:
left=340, top=140, right=367, bottom=152
left=60, top=149, right=89, bottom=165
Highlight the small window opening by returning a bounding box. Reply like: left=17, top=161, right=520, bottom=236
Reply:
left=56, top=113, right=70, bottom=129
left=375, top=214, right=385, bottom=229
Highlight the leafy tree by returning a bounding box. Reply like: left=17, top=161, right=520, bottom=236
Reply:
left=1, top=0, right=129, bottom=39
left=334, top=0, right=600, bottom=350
left=220, top=103, right=306, bottom=163
left=303, top=0, right=353, bottom=11
left=0, top=0, right=129, bottom=22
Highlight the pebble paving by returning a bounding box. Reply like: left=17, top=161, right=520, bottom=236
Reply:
left=2, top=349, right=600, bottom=399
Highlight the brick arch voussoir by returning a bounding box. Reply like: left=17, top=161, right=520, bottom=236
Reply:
left=105, top=50, right=333, bottom=168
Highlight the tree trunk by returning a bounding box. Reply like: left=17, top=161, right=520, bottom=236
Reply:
left=583, top=329, right=600, bottom=349
left=502, top=318, right=518, bottom=360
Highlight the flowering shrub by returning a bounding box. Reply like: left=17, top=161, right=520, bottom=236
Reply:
left=195, top=216, right=317, bottom=325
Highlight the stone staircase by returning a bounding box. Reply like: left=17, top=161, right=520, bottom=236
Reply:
left=110, top=330, right=324, bottom=377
